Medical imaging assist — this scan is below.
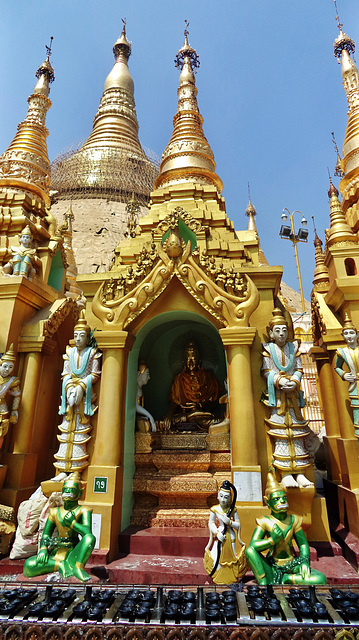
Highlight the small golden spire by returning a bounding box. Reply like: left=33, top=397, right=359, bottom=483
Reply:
left=331, top=132, right=344, bottom=178
left=154, top=22, right=222, bottom=192
left=327, top=177, right=357, bottom=246
left=245, top=184, right=268, bottom=266
left=246, top=183, right=257, bottom=232
left=312, top=217, right=329, bottom=292
left=0, top=42, right=54, bottom=205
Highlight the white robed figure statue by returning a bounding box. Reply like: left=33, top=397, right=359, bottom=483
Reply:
left=262, top=308, right=313, bottom=489
left=54, top=311, right=101, bottom=473
left=335, top=313, right=359, bottom=439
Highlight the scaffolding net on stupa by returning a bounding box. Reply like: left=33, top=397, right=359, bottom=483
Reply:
left=51, top=145, right=159, bottom=206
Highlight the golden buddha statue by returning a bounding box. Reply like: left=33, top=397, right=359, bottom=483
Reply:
left=164, top=341, right=219, bottom=431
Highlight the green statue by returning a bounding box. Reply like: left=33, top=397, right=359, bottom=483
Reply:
left=245, top=470, right=326, bottom=585
left=23, top=472, right=95, bottom=582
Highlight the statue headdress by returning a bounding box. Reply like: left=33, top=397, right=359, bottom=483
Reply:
left=0, top=343, right=16, bottom=364
left=342, top=311, right=357, bottom=333
left=264, top=469, right=285, bottom=502
left=74, top=309, right=91, bottom=334
left=64, top=471, right=82, bottom=494
left=269, top=308, right=288, bottom=330
left=20, top=225, right=33, bottom=238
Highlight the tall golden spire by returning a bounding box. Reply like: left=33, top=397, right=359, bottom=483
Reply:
left=51, top=22, right=157, bottom=203
left=154, top=22, right=222, bottom=192
left=333, top=15, right=359, bottom=179
left=327, top=178, right=357, bottom=247
left=0, top=40, right=54, bottom=206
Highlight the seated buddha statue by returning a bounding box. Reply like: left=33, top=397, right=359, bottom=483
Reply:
left=164, top=341, right=220, bottom=431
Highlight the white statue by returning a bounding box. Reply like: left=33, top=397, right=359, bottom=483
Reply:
left=136, top=361, right=156, bottom=432
left=0, top=344, right=21, bottom=447
left=2, top=225, right=41, bottom=278
left=335, top=314, right=359, bottom=438
left=262, top=308, right=313, bottom=489
left=54, top=311, right=101, bottom=473
left=204, top=480, right=246, bottom=585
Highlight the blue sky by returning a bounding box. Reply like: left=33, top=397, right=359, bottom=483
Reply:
left=1, top=1, right=359, bottom=300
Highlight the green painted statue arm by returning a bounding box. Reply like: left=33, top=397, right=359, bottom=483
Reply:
left=37, top=518, right=56, bottom=564
left=294, top=528, right=311, bottom=579
left=63, top=508, right=92, bottom=537
left=249, top=524, right=282, bottom=552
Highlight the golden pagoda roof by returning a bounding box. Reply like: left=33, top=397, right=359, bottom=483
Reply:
left=154, top=26, right=223, bottom=192
left=51, top=23, right=158, bottom=204
left=0, top=44, right=54, bottom=206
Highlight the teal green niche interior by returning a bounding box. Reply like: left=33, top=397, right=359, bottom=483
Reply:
left=121, top=310, right=227, bottom=529
left=47, top=249, right=64, bottom=291
left=162, top=218, right=197, bottom=252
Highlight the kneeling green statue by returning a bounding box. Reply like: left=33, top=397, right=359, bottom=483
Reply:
left=245, top=470, right=326, bottom=586
left=24, top=472, right=95, bottom=582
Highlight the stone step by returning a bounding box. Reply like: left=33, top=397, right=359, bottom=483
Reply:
left=119, top=526, right=208, bottom=557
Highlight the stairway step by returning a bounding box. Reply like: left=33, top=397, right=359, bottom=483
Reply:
left=119, top=526, right=208, bottom=557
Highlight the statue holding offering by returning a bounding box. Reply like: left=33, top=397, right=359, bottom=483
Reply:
left=204, top=480, right=246, bottom=585
left=54, top=310, right=101, bottom=473
left=245, top=470, right=326, bottom=586
left=165, top=340, right=219, bottom=430
left=23, top=472, right=95, bottom=582
left=2, top=225, right=41, bottom=278
left=136, top=360, right=156, bottom=432
left=262, top=308, right=312, bottom=488
left=335, top=314, right=359, bottom=439
left=0, top=344, right=21, bottom=447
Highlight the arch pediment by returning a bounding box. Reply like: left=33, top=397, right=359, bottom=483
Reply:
left=92, top=208, right=259, bottom=330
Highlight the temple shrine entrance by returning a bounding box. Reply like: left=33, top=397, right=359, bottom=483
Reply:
left=125, top=312, right=231, bottom=528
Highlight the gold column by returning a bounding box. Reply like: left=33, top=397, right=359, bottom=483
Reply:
left=13, top=351, right=43, bottom=454
left=92, top=331, right=134, bottom=466
left=219, top=327, right=262, bottom=502
left=310, top=346, right=341, bottom=482
left=85, top=330, right=135, bottom=558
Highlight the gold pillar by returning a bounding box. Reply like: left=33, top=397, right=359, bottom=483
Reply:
left=310, top=346, right=341, bottom=483
left=219, top=326, right=262, bottom=505
left=85, top=330, right=135, bottom=558
left=13, top=351, right=43, bottom=454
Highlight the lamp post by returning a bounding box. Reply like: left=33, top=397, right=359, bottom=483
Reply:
left=279, top=208, right=309, bottom=313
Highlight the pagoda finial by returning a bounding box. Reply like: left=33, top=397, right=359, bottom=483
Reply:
left=174, top=21, right=200, bottom=73
left=155, top=26, right=221, bottom=192
left=34, top=38, right=55, bottom=96
left=113, top=19, right=131, bottom=61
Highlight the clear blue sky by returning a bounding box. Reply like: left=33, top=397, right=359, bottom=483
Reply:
left=1, top=1, right=358, bottom=300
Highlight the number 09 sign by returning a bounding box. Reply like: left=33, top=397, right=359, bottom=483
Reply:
left=93, top=476, right=108, bottom=494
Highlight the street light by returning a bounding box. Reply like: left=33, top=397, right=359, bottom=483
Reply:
left=279, top=208, right=309, bottom=313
